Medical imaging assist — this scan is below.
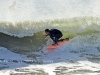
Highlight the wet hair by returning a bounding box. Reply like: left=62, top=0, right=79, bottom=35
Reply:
left=45, top=29, right=50, bottom=32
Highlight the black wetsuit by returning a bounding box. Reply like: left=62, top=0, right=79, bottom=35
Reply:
left=48, top=29, right=63, bottom=44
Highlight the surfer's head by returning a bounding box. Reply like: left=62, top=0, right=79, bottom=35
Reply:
left=45, top=29, right=50, bottom=34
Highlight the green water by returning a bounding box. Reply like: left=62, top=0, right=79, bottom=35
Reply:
left=0, top=17, right=100, bottom=59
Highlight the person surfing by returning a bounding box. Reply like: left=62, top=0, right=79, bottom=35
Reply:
left=44, top=29, right=63, bottom=45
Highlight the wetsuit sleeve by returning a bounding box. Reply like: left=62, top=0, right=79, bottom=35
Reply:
left=45, top=35, right=48, bottom=36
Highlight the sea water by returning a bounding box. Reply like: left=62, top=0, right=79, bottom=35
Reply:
left=0, top=0, right=100, bottom=75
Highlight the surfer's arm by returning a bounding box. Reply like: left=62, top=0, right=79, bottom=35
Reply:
left=45, top=35, right=48, bottom=36
left=43, top=33, right=48, bottom=36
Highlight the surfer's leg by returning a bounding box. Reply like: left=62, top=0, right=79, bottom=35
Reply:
left=55, top=37, right=58, bottom=45
left=57, top=34, right=62, bottom=40
left=50, top=37, right=57, bottom=45
left=51, top=37, right=58, bottom=45
left=53, top=34, right=62, bottom=44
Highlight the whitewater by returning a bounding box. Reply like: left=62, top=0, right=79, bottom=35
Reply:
left=0, top=0, right=100, bottom=75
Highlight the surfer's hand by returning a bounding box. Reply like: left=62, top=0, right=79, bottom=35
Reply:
left=43, top=33, right=47, bottom=36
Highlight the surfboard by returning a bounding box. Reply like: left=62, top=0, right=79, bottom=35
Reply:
left=47, top=39, right=69, bottom=50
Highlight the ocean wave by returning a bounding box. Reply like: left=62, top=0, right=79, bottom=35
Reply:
left=0, top=0, right=100, bottom=22
left=0, top=17, right=100, bottom=37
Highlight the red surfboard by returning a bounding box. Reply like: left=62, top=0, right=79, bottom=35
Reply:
left=47, top=39, right=69, bottom=50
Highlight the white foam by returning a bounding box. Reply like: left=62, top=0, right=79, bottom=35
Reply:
left=0, top=0, right=100, bottom=22
left=0, top=33, right=100, bottom=74
left=0, top=46, right=33, bottom=69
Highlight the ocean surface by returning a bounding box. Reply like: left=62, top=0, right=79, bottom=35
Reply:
left=0, top=0, right=100, bottom=75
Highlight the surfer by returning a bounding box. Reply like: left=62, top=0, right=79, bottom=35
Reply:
left=44, top=29, right=63, bottom=45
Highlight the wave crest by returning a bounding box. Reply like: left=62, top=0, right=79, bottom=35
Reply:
left=0, top=17, right=100, bottom=37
